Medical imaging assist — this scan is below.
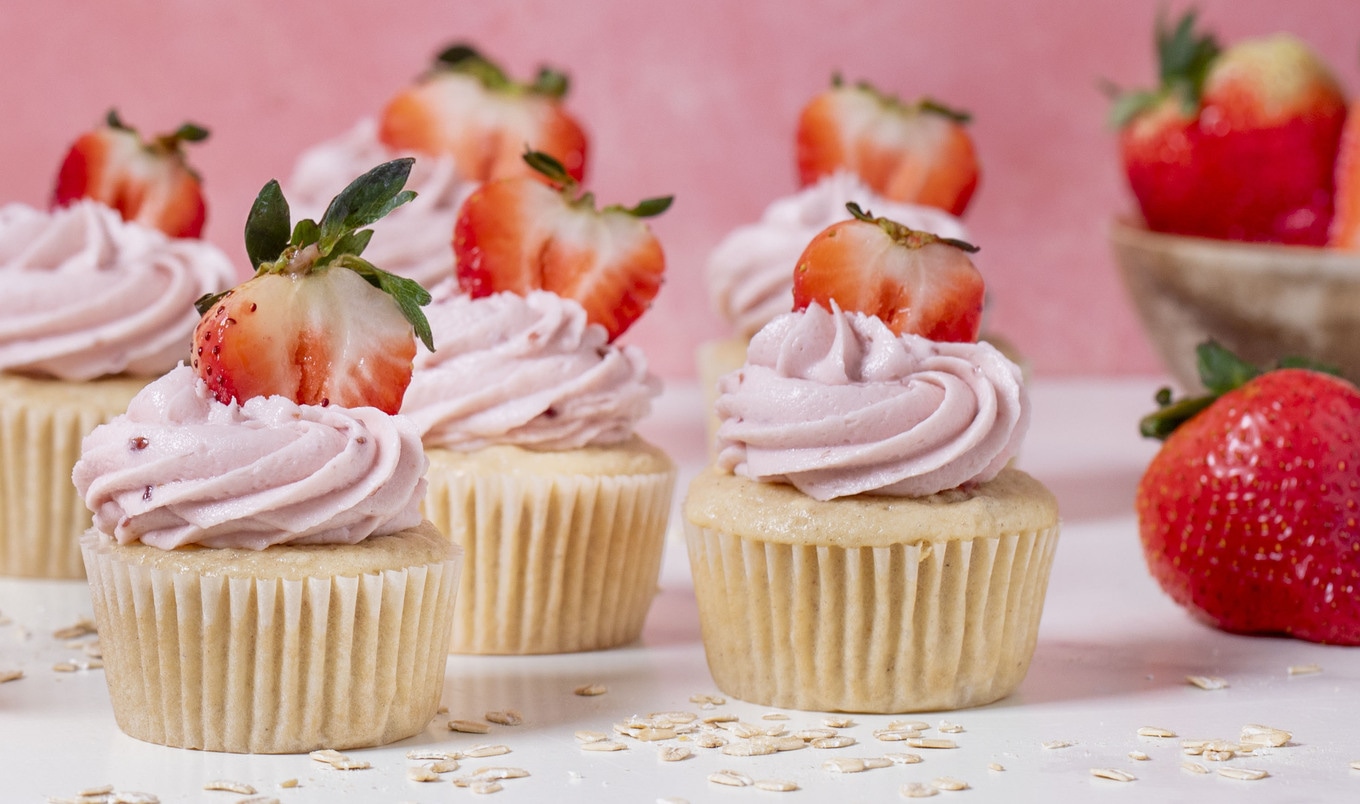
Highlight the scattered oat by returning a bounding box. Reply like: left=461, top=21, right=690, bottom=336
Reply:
left=658, top=745, right=692, bottom=762
left=690, top=693, right=726, bottom=705
left=938, top=721, right=964, bottom=734
left=407, top=749, right=460, bottom=762
left=1288, top=663, right=1322, bottom=676
left=722, top=738, right=780, bottom=757
left=1041, top=740, right=1075, bottom=750
left=694, top=732, right=728, bottom=749
left=52, top=618, right=97, bottom=640
left=449, top=719, right=492, bottom=734
left=0, top=669, right=22, bottom=683
left=988, top=763, right=1006, bottom=771
left=237, top=797, right=281, bottom=804
left=1240, top=724, right=1291, bottom=748
left=575, top=730, right=608, bottom=744
left=428, top=758, right=460, bottom=774
left=1187, top=675, right=1228, bottom=690
left=469, top=780, right=502, bottom=794
left=635, top=727, right=678, bottom=742
left=1349, top=760, right=1360, bottom=770
left=1090, top=768, right=1136, bottom=782
left=203, top=780, right=256, bottom=794
left=908, top=737, right=958, bottom=750
left=931, top=777, right=969, bottom=791
left=408, top=765, right=441, bottom=782
left=885, top=752, right=924, bottom=765
left=794, top=728, right=838, bottom=741
left=278, top=779, right=299, bottom=789
left=811, top=736, right=857, bottom=749
left=822, top=716, right=854, bottom=728
left=761, top=712, right=790, bottom=721
left=472, top=767, right=529, bottom=781
left=900, top=782, right=939, bottom=798
left=1137, top=726, right=1176, bottom=738
left=83, top=641, right=103, bottom=659
left=1204, top=750, right=1235, bottom=762
left=703, top=713, right=738, bottom=724
left=772, top=736, right=806, bottom=752
left=78, top=787, right=115, bottom=797
left=1182, top=761, right=1210, bottom=775
left=310, top=749, right=346, bottom=764
left=52, top=662, right=78, bottom=673
left=464, top=744, right=511, bottom=758
left=581, top=739, right=626, bottom=752
left=874, top=728, right=922, bottom=742
left=823, top=758, right=870, bottom=773
left=724, top=721, right=765, bottom=739
left=1128, top=751, right=1150, bottom=761
left=437, top=705, right=449, bottom=714
left=485, top=710, right=523, bottom=726
left=574, top=683, right=608, bottom=696
left=753, top=779, right=799, bottom=792
left=653, top=711, right=699, bottom=724
left=1217, top=766, right=1269, bottom=781
left=709, top=770, right=753, bottom=787
left=890, top=719, right=932, bottom=731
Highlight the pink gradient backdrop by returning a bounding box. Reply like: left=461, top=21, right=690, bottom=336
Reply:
left=4, top=1, right=1358, bottom=379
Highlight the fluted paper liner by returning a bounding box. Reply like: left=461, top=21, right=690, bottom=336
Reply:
left=80, top=524, right=460, bottom=753
left=0, top=373, right=146, bottom=578
left=683, top=467, right=1060, bottom=712
left=423, top=439, right=675, bottom=654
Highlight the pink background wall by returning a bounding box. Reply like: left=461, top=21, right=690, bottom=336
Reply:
left=4, top=1, right=1358, bottom=380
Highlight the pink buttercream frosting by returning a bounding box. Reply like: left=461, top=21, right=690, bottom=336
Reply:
left=287, top=119, right=476, bottom=290
left=707, top=170, right=971, bottom=338
left=401, top=284, right=660, bottom=451
left=73, top=365, right=428, bottom=550
left=0, top=200, right=237, bottom=380
left=715, top=304, right=1027, bottom=501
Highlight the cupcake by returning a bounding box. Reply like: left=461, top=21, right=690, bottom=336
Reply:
left=72, top=159, right=460, bottom=753
left=286, top=43, right=586, bottom=290
left=0, top=112, right=236, bottom=578
left=700, top=76, right=983, bottom=440
left=684, top=205, right=1059, bottom=712
left=402, top=152, right=675, bottom=655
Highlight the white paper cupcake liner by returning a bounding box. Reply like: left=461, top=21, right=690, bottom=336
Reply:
left=684, top=522, right=1060, bottom=712
left=425, top=466, right=675, bottom=654
left=81, top=528, right=459, bottom=753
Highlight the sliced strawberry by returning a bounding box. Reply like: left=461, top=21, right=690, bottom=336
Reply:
left=796, top=77, right=979, bottom=216
left=193, top=159, right=433, bottom=414
left=1329, top=98, right=1360, bottom=249
left=791, top=202, right=984, bottom=342
left=379, top=43, right=587, bottom=183
left=454, top=151, right=671, bottom=341
left=52, top=109, right=209, bottom=239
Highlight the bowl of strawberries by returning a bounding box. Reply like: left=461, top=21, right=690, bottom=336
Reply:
left=1109, top=10, right=1360, bottom=391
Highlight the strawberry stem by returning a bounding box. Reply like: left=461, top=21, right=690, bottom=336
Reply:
left=522, top=150, right=674, bottom=219
left=845, top=202, right=978, bottom=253
left=432, top=42, right=570, bottom=99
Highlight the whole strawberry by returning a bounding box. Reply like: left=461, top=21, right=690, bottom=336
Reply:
left=791, top=202, right=984, bottom=342
left=1136, top=342, right=1360, bottom=644
left=379, top=43, right=587, bottom=183
left=193, top=159, right=433, bottom=414
left=52, top=109, right=210, bottom=238
left=1111, top=11, right=1348, bottom=245
left=796, top=76, right=980, bottom=216
left=454, top=150, right=671, bottom=341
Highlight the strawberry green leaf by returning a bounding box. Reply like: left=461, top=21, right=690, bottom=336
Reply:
left=244, top=179, right=292, bottom=269
left=919, top=98, right=972, bottom=124
left=105, top=108, right=129, bottom=131
left=1195, top=340, right=1259, bottom=395
left=341, top=257, right=435, bottom=352
left=523, top=150, right=575, bottom=187
left=614, top=195, right=674, bottom=218
left=171, top=123, right=210, bottom=143
left=290, top=218, right=321, bottom=249
left=531, top=65, right=570, bottom=99
left=318, top=158, right=417, bottom=251
left=194, top=289, right=229, bottom=317
left=435, top=42, right=485, bottom=70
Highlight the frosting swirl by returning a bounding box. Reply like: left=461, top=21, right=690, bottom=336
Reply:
left=402, top=285, right=660, bottom=451
left=287, top=119, right=476, bottom=290
left=0, top=200, right=237, bottom=380
left=707, top=171, right=971, bottom=337
left=73, top=365, right=427, bottom=550
left=715, top=304, right=1027, bottom=500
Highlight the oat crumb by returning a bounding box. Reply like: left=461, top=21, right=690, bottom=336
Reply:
left=203, top=780, right=256, bottom=794
left=574, top=683, right=608, bottom=696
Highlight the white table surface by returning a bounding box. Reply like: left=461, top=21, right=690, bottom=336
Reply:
left=4, top=377, right=1360, bottom=803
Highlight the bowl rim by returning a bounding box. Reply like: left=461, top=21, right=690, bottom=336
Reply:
left=1110, top=216, right=1360, bottom=276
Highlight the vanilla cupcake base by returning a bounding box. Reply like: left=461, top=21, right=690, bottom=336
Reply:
left=1, top=372, right=149, bottom=578
left=683, top=467, right=1060, bottom=713
left=422, top=437, right=675, bottom=655
left=81, top=522, right=460, bottom=754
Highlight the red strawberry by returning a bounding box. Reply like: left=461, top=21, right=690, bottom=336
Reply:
left=193, top=159, right=433, bottom=414
left=378, top=43, right=587, bottom=183
left=1111, top=11, right=1347, bottom=245
left=1136, top=341, right=1360, bottom=644
left=1328, top=97, right=1360, bottom=249
left=796, top=76, right=980, bottom=216
left=52, top=109, right=210, bottom=239
left=453, top=151, right=671, bottom=341
left=790, top=202, right=984, bottom=342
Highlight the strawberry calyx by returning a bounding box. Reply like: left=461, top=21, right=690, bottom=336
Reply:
left=1139, top=340, right=1339, bottom=440
left=829, top=73, right=973, bottom=124
left=1108, top=9, right=1221, bottom=128
left=523, top=149, right=673, bottom=218
left=845, top=201, right=978, bottom=254
left=431, top=42, right=569, bottom=100
left=195, top=158, right=433, bottom=351
left=103, top=108, right=210, bottom=177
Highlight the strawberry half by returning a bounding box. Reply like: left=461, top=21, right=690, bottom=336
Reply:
left=192, top=159, right=433, bottom=414
left=791, top=202, right=984, bottom=342
left=1111, top=11, right=1347, bottom=245
left=453, top=150, right=671, bottom=341
left=1137, top=342, right=1360, bottom=644
left=378, top=43, right=588, bottom=183
left=796, top=76, right=980, bottom=216
left=1328, top=97, right=1360, bottom=249
left=52, top=109, right=210, bottom=239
